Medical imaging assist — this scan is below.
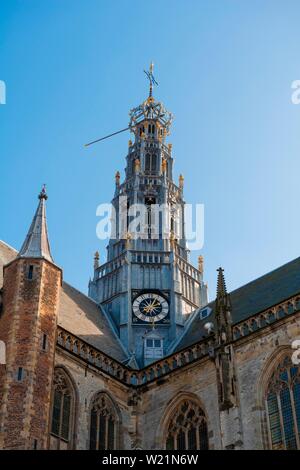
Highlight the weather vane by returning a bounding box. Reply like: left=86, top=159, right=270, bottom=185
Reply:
left=144, top=62, right=158, bottom=98
left=84, top=63, right=159, bottom=147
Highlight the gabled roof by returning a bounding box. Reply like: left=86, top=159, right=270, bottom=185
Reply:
left=18, top=188, right=53, bottom=262
left=0, top=240, right=127, bottom=363
left=175, top=256, right=300, bottom=351
left=0, top=240, right=17, bottom=287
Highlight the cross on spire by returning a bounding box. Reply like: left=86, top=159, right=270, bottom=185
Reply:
left=39, top=184, right=48, bottom=200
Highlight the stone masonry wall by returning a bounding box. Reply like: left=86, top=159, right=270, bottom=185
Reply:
left=50, top=310, right=300, bottom=450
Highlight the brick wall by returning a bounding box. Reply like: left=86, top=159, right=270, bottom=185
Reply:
left=0, top=258, right=61, bottom=449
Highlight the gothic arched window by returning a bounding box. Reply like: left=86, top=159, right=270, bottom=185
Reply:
left=145, top=153, right=157, bottom=174
left=89, top=393, right=119, bottom=450
left=145, top=153, right=151, bottom=172
left=165, top=400, right=208, bottom=450
left=265, top=356, right=300, bottom=449
left=50, top=368, right=75, bottom=449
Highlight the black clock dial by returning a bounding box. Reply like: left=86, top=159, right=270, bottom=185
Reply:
left=132, top=293, right=169, bottom=323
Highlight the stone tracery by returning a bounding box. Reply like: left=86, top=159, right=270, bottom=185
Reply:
left=266, top=355, right=300, bottom=449
left=165, top=400, right=208, bottom=450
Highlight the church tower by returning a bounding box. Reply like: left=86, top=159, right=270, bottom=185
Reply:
left=0, top=187, right=62, bottom=449
left=89, top=65, right=208, bottom=366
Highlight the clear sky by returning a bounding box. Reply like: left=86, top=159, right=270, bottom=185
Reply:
left=1, top=0, right=300, bottom=299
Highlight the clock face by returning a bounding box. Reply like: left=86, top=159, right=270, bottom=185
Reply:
left=132, top=292, right=169, bottom=323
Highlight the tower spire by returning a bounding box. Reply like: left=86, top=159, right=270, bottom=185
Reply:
left=18, top=185, right=54, bottom=263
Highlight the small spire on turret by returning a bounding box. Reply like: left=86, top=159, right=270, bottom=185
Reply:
left=215, top=267, right=232, bottom=344
left=94, top=251, right=100, bottom=270
left=216, top=267, right=227, bottom=298
left=115, top=171, right=120, bottom=186
left=18, top=185, right=53, bottom=262
left=125, top=231, right=132, bottom=249
left=198, top=255, right=204, bottom=274
left=134, top=158, right=141, bottom=173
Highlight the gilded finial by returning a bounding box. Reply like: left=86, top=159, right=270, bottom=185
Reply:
left=179, top=174, right=184, bottom=189
left=134, top=158, right=141, bottom=173
left=168, top=143, right=172, bottom=152
left=161, top=158, right=167, bottom=173
left=94, top=251, right=100, bottom=270
left=125, top=231, right=132, bottom=249
left=198, top=255, right=204, bottom=274
left=128, top=139, right=132, bottom=147
left=170, top=230, right=175, bottom=248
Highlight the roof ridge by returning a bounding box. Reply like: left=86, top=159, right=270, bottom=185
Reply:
left=228, top=256, right=300, bottom=297
left=0, top=240, right=18, bottom=253
left=62, top=281, right=101, bottom=306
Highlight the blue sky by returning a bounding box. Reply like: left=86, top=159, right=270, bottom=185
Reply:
left=1, top=0, right=300, bottom=299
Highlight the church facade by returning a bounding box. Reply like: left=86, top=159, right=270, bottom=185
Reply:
left=0, top=78, right=300, bottom=450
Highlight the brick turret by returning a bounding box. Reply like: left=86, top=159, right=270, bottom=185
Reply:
left=0, top=187, right=62, bottom=449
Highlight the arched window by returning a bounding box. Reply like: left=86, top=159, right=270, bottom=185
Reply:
left=265, top=355, right=300, bottom=449
left=165, top=400, right=208, bottom=450
left=145, top=153, right=157, bottom=174
left=50, top=368, right=75, bottom=449
left=152, top=153, right=157, bottom=172
left=89, top=393, right=119, bottom=450
left=145, top=153, right=151, bottom=172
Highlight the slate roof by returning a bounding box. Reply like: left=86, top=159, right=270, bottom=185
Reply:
left=58, top=282, right=127, bottom=362
left=0, top=240, right=127, bottom=363
left=175, top=256, right=300, bottom=351
left=18, top=190, right=53, bottom=262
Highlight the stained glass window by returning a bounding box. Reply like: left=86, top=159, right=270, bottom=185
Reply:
left=165, top=400, right=208, bottom=450
left=89, top=393, right=118, bottom=450
left=266, top=356, right=300, bottom=449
